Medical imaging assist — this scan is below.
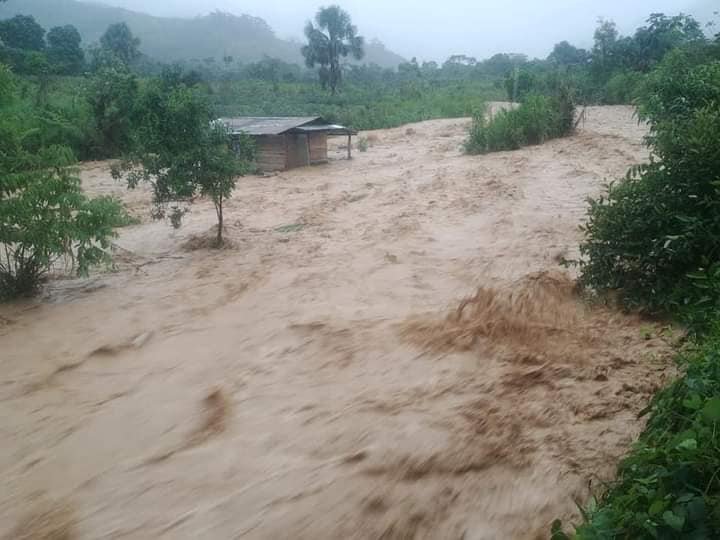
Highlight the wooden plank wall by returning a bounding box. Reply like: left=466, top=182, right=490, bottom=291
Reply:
left=285, top=134, right=310, bottom=169
left=255, top=135, right=287, bottom=172
left=308, top=133, right=328, bottom=164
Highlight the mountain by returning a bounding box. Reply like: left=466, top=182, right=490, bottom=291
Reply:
left=0, top=0, right=405, bottom=67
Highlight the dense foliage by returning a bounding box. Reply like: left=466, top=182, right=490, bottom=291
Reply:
left=112, top=69, right=254, bottom=245
left=578, top=51, right=720, bottom=326
left=209, top=78, right=501, bottom=131
left=557, top=28, right=720, bottom=540
left=0, top=64, right=123, bottom=299
left=465, top=88, right=575, bottom=154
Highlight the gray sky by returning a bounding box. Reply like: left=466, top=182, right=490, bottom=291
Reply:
left=98, top=0, right=712, bottom=61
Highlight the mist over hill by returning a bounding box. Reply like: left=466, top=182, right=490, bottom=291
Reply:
left=0, top=0, right=406, bottom=67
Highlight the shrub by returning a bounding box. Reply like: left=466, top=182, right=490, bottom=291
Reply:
left=357, top=136, right=369, bottom=152
left=0, top=146, right=123, bottom=299
left=578, top=53, right=720, bottom=324
left=602, top=71, right=646, bottom=104
left=465, top=89, right=575, bottom=154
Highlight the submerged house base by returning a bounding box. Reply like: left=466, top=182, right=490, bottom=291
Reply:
left=219, top=116, right=357, bottom=172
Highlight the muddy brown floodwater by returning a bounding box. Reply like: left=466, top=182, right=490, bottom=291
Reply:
left=1, top=106, right=676, bottom=539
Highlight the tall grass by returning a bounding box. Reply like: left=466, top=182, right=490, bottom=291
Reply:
left=465, top=90, right=575, bottom=154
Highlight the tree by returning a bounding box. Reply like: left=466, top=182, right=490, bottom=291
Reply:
left=195, top=124, right=254, bottom=244
left=0, top=14, right=45, bottom=51
left=0, top=64, right=123, bottom=298
left=579, top=50, right=720, bottom=320
left=632, top=13, right=704, bottom=71
left=479, top=53, right=527, bottom=77
left=398, top=57, right=421, bottom=79
left=86, top=66, right=138, bottom=156
left=99, top=22, right=140, bottom=67
left=548, top=41, right=589, bottom=67
left=504, top=69, right=537, bottom=101
left=112, top=74, right=254, bottom=245
left=47, top=25, right=84, bottom=75
left=302, top=5, right=364, bottom=93
left=592, top=19, right=619, bottom=78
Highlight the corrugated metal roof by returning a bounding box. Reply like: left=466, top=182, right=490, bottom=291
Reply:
left=218, top=116, right=322, bottom=136
left=293, top=124, right=356, bottom=135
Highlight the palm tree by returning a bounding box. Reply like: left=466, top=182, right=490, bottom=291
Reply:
left=301, top=5, right=364, bottom=94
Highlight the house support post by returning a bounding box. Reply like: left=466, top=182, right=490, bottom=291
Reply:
left=347, top=134, right=352, bottom=160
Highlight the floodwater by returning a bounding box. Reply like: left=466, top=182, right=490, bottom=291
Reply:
left=0, top=106, right=675, bottom=539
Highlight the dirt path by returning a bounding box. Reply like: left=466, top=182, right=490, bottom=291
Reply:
left=0, top=106, right=674, bottom=539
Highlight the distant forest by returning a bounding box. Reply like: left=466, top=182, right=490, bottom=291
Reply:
left=0, top=0, right=405, bottom=67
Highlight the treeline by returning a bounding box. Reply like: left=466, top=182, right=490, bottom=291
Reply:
left=0, top=13, right=500, bottom=160
left=511, top=14, right=718, bottom=105
left=1, top=11, right=715, bottom=165
left=0, top=14, right=84, bottom=75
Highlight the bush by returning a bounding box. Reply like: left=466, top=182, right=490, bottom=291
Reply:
left=562, top=48, right=720, bottom=540
left=564, top=325, right=720, bottom=539
left=578, top=53, right=720, bottom=324
left=0, top=147, right=123, bottom=299
left=602, top=71, right=646, bottom=104
left=465, top=89, right=575, bottom=154
left=0, top=65, right=124, bottom=299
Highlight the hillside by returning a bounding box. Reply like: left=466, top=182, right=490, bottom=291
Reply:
left=0, top=0, right=405, bottom=67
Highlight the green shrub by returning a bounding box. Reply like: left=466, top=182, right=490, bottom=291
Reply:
left=465, top=89, right=575, bottom=154
left=0, top=65, right=124, bottom=299
left=602, top=71, right=646, bottom=104
left=0, top=146, right=123, bottom=298
left=563, top=48, right=720, bottom=540
left=578, top=53, right=720, bottom=324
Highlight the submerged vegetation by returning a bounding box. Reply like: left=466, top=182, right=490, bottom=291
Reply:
left=465, top=89, right=575, bottom=154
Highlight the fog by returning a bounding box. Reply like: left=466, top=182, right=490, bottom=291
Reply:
left=98, top=0, right=708, bottom=61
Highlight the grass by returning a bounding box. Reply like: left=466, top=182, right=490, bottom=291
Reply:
left=465, top=93, right=575, bottom=154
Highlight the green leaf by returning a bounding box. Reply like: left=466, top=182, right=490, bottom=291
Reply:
left=662, top=510, right=685, bottom=531
left=676, top=438, right=697, bottom=451
left=701, top=397, right=720, bottom=422
left=683, top=393, right=703, bottom=410
left=649, top=500, right=666, bottom=516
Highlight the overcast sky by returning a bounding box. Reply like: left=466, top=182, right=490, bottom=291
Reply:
left=97, top=0, right=713, bottom=61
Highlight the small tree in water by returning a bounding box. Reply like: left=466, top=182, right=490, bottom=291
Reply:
left=113, top=70, right=254, bottom=246
left=302, top=5, right=364, bottom=93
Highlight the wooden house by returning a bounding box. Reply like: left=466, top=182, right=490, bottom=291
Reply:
left=218, top=116, right=357, bottom=172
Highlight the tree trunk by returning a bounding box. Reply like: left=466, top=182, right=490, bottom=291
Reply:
left=215, top=197, right=223, bottom=246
